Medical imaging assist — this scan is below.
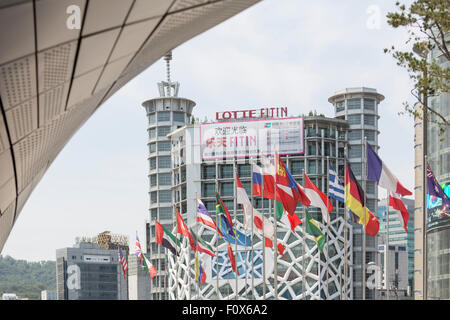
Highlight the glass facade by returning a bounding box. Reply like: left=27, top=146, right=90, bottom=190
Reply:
left=427, top=228, right=450, bottom=300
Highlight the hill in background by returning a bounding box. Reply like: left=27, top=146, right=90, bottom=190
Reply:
left=0, top=255, right=56, bottom=300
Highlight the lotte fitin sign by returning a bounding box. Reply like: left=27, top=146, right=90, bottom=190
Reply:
left=200, top=117, right=304, bottom=160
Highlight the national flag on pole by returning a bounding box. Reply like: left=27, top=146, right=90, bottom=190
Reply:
left=227, top=243, right=239, bottom=275
left=303, top=172, right=333, bottom=223
left=367, top=144, right=412, bottom=196
left=216, top=192, right=234, bottom=235
left=329, top=164, right=345, bottom=203
left=195, top=251, right=207, bottom=284
left=142, top=253, right=158, bottom=280
left=156, top=221, right=180, bottom=256
left=426, top=163, right=450, bottom=209
left=118, top=245, right=128, bottom=280
left=176, top=208, right=196, bottom=251
left=344, top=162, right=379, bottom=237
left=217, top=214, right=252, bottom=246
left=236, top=171, right=286, bottom=256
left=190, top=229, right=216, bottom=257
left=305, top=210, right=325, bottom=252
left=389, top=192, right=410, bottom=233
left=135, top=233, right=143, bottom=266
left=197, top=197, right=222, bottom=236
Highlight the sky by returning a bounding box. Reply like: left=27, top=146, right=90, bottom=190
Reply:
left=1, top=0, right=417, bottom=262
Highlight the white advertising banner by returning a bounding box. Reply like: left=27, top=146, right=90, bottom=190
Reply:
left=200, top=117, right=304, bottom=160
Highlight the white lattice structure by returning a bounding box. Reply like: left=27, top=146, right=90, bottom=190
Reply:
left=168, top=214, right=353, bottom=300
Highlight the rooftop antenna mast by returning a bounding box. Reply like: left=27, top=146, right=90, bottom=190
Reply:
left=158, top=50, right=179, bottom=97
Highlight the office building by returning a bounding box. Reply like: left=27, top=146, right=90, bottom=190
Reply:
left=377, top=244, right=409, bottom=299
left=142, top=52, right=195, bottom=300
left=127, top=254, right=151, bottom=300
left=166, top=116, right=353, bottom=300
left=328, top=87, right=385, bottom=300
left=55, top=232, right=128, bottom=300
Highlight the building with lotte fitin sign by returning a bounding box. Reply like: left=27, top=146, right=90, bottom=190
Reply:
left=166, top=114, right=356, bottom=300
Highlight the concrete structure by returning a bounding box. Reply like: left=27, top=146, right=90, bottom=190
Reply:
left=127, top=254, right=151, bottom=300
left=328, top=87, right=385, bottom=300
left=166, top=116, right=353, bottom=300
left=56, top=238, right=127, bottom=300
left=40, top=290, right=57, bottom=300
left=142, top=52, right=195, bottom=300
left=378, top=197, right=415, bottom=292
left=0, top=0, right=260, bottom=252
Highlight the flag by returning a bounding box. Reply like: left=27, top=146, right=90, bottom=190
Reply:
left=197, top=197, right=222, bottom=236
left=216, top=192, right=234, bottom=236
left=426, top=163, right=450, bottom=209
left=305, top=210, right=325, bottom=252
left=117, top=246, right=128, bottom=280
left=329, top=164, right=345, bottom=203
left=227, top=243, right=239, bottom=275
left=156, top=221, right=180, bottom=256
left=135, top=233, right=143, bottom=266
left=176, top=208, right=196, bottom=250
left=142, top=253, right=157, bottom=280
left=277, top=200, right=302, bottom=232
left=367, top=144, right=412, bottom=196
left=252, top=163, right=275, bottom=199
left=217, top=214, right=252, bottom=246
left=344, top=162, right=379, bottom=237
left=389, top=192, right=410, bottom=233
left=191, top=229, right=216, bottom=257
left=236, top=172, right=286, bottom=256
left=195, top=251, right=207, bottom=284
left=303, top=173, right=333, bottom=223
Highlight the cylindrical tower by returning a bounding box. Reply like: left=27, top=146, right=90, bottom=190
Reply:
left=328, top=87, right=384, bottom=300
left=141, top=52, right=196, bottom=300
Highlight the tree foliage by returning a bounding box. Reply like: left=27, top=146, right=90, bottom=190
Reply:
left=0, top=255, right=56, bottom=300
left=385, top=0, right=449, bottom=133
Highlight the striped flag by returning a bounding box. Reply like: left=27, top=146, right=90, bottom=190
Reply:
left=135, top=233, right=143, bottom=266
left=227, top=243, right=239, bottom=275
left=156, top=221, right=180, bottom=256
left=329, top=163, right=345, bottom=203
left=117, top=245, right=128, bottom=280
left=197, top=197, right=222, bottom=236
left=142, top=253, right=157, bottom=280
left=195, top=251, right=207, bottom=284
left=190, top=229, right=216, bottom=257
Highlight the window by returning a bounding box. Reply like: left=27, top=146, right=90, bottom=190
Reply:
left=149, top=143, right=156, bottom=153
left=364, top=130, right=376, bottom=141
left=290, top=160, right=304, bottom=175
left=150, top=174, right=157, bottom=187
left=336, top=101, right=345, bottom=112
left=157, top=112, right=170, bottom=121
left=350, top=163, right=362, bottom=176
left=308, top=143, right=316, bottom=156
left=241, top=181, right=251, bottom=195
left=307, top=127, right=317, bottom=137
left=347, top=99, right=361, bottom=110
left=158, top=126, right=171, bottom=137
left=150, top=209, right=157, bottom=221
left=150, top=158, right=157, bottom=170
left=159, top=190, right=172, bottom=203
left=349, top=145, right=362, bottom=158
left=203, top=165, right=216, bottom=179
left=150, top=192, right=157, bottom=203
left=347, top=115, right=361, bottom=125
left=203, top=183, right=216, bottom=198
left=348, top=130, right=362, bottom=141
left=308, top=160, right=316, bottom=174
left=238, top=164, right=251, bottom=177
left=220, top=165, right=233, bottom=178
left=159, top=207, right=172, bottom=220
left=366, top=181, right=376, bottom=194
left=220, top=182, right=234, bottom=197
left=159, top=173, right=171, bottom=186
left=364, top=115, right=375, bottom=126
left=204, top=201, right=215, bottom=211
left=148, top=113, right=156, bottom=124
left=158, top=156, right=171, bottom=168
left=173, top=112, right=185, bottom=123
left=158, top=141, right=171, bottom=152
left=149, top=128, right=156, bottom=139
left=363, top=99, right=375, bottom=110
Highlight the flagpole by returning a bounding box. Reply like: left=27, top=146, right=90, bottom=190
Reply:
left=173, top=204, right=179, bottom=300
left=362, top=136, right=367, bottom=300
left=423, top=155, right=428, bottom=300
left=343, top=147, right=348, bottom=301
left=195, top=192, right=200, bottom=299
left=234, top=165, right=238, bottom=300
left=273, top=152, right=278, bottom=300
left=250, top=158, right=255, bottom=300
left=302, top=169, right=306, bottom=300
left=326, top=156, right=330, bottom=300
left=262, top=159, right=266, bottom=299
left=386, top=190, right=390, bottom=300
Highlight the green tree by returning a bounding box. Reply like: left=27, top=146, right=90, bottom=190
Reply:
left=385, top=0, right=449, bottom=133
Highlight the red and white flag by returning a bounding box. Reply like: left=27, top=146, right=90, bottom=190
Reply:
left=303, top=173, right=333, bottom=224
left=389, top=192, right=409, bottom=233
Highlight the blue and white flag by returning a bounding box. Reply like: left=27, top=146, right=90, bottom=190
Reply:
left=329, top=164, right=345, bottom=203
